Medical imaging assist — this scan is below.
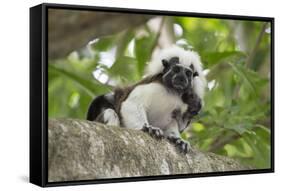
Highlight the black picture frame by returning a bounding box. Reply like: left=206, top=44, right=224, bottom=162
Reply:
left=30, top=3, right=275, bottom=187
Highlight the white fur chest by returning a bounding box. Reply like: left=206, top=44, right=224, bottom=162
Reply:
left=123, top=82, right=187, bottom=129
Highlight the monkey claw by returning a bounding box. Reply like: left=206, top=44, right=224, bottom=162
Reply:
left=167, top=136, right=191, bottom=154
left=142, top=123, right=164, bottom=139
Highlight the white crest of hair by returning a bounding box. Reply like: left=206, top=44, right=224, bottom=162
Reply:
left=145, top=45, right=207, bottom=99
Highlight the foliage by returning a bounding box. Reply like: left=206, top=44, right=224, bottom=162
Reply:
left=48, top=16, right=272, bottom=169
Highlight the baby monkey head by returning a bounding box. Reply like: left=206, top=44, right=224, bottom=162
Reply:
left=162, top=56, right=199, bottom=94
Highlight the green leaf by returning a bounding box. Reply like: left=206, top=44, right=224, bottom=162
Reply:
left=49, top=64, right=110, bottom=97
left=243, top=130, right=271, bottom=169
left=225, top=123, right=252, bottom=135
left=226, top=137, right=253, bottom=158
left=228, top=63, right=268, bottom=96
left=91, top=30, right=134, bottom=56
left=90, top=36, right=116, bottom=51
left=202, top=51, right=246, bottom=67
left=115, top=30, right=135, bottom=57
left=135, top=33, right=156, bottom=76
left=108, top=56, right=138, bottom=84
left=192, top=122, right=205, bottom=132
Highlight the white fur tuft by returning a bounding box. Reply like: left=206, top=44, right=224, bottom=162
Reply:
left=145, top=45, right=207, bottom=99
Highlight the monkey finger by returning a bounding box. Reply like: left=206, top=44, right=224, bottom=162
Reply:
left=152, top=128, right=164, bottom=139
left=142, top=124, right=148, bottom=132
left=175, top=139, right=182, bottom=145
left=183, top=142, right=191, bottom=154
left=175, top=139, right=191, bottom=154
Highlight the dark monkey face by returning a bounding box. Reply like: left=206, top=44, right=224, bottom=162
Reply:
left=162, top=57, right=198, bottom=93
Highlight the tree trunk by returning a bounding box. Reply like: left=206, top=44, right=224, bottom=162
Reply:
left=48, top=118, right=247, bottom=182
left=48, top=9, right=153, bottom=59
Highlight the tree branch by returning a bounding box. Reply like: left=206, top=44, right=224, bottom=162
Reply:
left=48, top=9, right=154, bottom=59
left=48, top=118, right=247, bottom=182
left=246, top=22, right=269, bottom=68
left=208, top=131, right=241, bottom=152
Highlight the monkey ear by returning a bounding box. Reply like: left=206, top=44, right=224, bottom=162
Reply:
left=169, top=57, right=179, bottom=64
left=190, top=64, right=195, bottom=71
left=190, top=64, right=198, bottom=77
left=162, top=59, right=169, bottom=68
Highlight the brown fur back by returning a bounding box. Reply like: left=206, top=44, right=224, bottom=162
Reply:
left=114, top=73, right=163, bottom=117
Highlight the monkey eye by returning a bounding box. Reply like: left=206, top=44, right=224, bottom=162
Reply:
left=185, top=70, right=192, bottom=76
left=172, top=66, right=181, bottom=73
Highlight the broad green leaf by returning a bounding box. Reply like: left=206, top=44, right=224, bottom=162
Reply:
left=225, top=123, right=252, bottom=135
left=90, top=36, right=116, bottom=51
left=108, top=56, right=138, bottom=84
left=192, top=122, right=205, bottom=132
left=115, top=30, right=135, bottom=57
left=49, top=64, right=110, bottom=97
left=223, top=138, right=252, bottom=158
left=229, top=63, right=268, bottom=96
left=243, top=131, right=270, bottom=169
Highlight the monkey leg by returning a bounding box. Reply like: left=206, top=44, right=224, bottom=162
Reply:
left=120, top=100, right=164, bottom=139
left=171, top=109, right=192, bottom=134
left=164, top=122, right=191, bottom=154
left=96, top=108, right=120, bottom=126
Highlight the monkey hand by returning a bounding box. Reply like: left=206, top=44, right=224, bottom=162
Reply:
left=142, top=123, right=164, bottom=139
left=182, top=90, right=202, bottom=116
left=167, top=135, right=191, bottom=154
left=188, top=97, right=202, bottom=116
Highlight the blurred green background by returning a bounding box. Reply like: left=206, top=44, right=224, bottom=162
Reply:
left=48, top=11, right=272, bottom=169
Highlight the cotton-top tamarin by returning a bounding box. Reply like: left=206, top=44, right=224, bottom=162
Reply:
left=87, top=46, right=206, bottom=153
